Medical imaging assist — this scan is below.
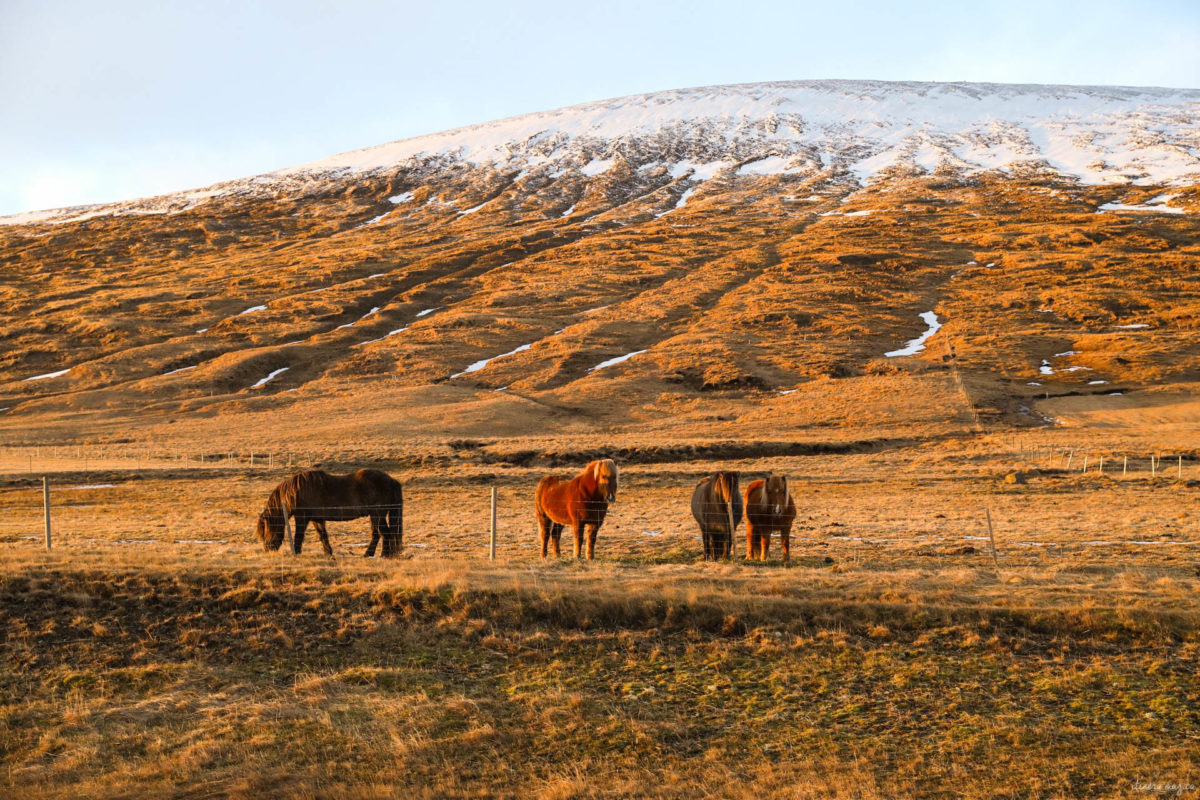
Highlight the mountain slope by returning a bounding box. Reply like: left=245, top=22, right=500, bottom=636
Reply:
left=1, top=80, right=1198, bottom=456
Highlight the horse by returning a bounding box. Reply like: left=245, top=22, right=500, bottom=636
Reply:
left=535, top=458, right=619, bottom=559
left=255, top=468, right=404, bottom=557
left=691, top=471, right=743, bottom=561
left=744, top=474, right=797, bottom=562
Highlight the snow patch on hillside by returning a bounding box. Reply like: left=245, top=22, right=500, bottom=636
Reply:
left=884, top=312, right=942, bottom=357
left=451, top=342, right=532, bottom=378
left=251, top=367, right=288, bottom=388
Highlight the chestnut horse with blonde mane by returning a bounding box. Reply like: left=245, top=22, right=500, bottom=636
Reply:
left=535, top=459, right=619, bottom=559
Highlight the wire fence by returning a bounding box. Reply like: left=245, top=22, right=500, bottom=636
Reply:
left=1, top=466, right=1196, bottom=568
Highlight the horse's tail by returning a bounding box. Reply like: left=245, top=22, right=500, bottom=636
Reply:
left=722, top=474, right=737, bottom=539
left=387, top=479, right=404, bottom=539
left=534, top=475, right=557, bottom=516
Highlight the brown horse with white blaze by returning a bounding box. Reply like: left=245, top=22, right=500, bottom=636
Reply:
left=535, top=459, right=619, bottom=559
left=745, top=474, right=796, bottom=562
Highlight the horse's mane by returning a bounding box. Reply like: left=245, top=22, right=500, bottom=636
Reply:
left=264, top=469, right=330, bottom=513
left=713, top=471, right=737, bottom=504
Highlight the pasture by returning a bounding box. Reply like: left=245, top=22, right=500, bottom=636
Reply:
left=2, top=438, right=1198, bottom=798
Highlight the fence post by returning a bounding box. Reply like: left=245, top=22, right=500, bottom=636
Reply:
left=1151, top=455, right=1157, bottom=478
left=1082, top=455, right=1088, bottom=474
left=1123, top=456, right=1128, bottom=477
left=282, top=502, right=295, bottom=555
left=1180, top=455, right=1184, bottom=481
left=1065, top=451, right=1073, bottom=471
left=43, top=477, right=51, bottom=551
left=985, top=507, right=1000, bottom=572
left=489, top=486, right=498, bottom=561
left=1099, top=455, right=1104, bottom=475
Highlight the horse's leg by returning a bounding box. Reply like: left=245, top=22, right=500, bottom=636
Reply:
left=586, top=524, right=598, bottom=560
left=380, top=511, right=401, bottom=558
left=760, top=528, right=771, bottom=562
left=293, top=515, right=308, bottom=554
left=315, top=520, right=333, bottom=556
left=369, top=511, right=385, bottom=557
left=538, top=510, right=551, bottom=558
left=572, top=520, right=585, bottom=559
left=701, top=528, right=711, bottom=561
left=389, top=504, right=403, bottom=553
left=551, top=523, right=563, bottom=557
left=780, top=523, right=791, bottom=564
left=746, top=520, right=758, bottom=560
left=365, top=524, right=379, bottom=558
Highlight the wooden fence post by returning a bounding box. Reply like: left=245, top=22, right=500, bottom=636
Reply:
left=1123, top=456, right=1128, bottom=477
left=489, top=486, right=498, bottom=561
left=1151, top=455, right=1157, bottom=478
left=1082, top=455, right=1088, bottom=474
left=1180, top=455, right=1184, bottom=480
left=985, top=507, right=1000, bottom=572
left=1099, top=455, right=1104, bottom=475
left=43, top=477, right=51, bottom=551
left=283, top=502, right=295, bottom=555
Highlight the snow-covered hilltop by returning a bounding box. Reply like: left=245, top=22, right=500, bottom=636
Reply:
left=5, top=80, right=1200, bottom=226
left=290, top=80, right=1200, bottom=187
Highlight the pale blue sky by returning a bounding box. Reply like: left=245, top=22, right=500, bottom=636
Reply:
left=2, top=0, right=1198, bottom=215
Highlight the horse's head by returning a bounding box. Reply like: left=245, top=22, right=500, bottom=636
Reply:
left=763, top=474, right=790, bottom=516
left=256, top=508, right=284, bottom=551
left=591, top=458, right=619, bottom=502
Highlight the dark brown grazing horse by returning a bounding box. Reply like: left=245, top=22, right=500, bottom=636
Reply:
left=255, top=468, right=403, bottom=557
left=535, top=459, right=619, bottom=559
left=745, top=474, right=797, bottom=562
left=691, top=471, right=743, bottom=561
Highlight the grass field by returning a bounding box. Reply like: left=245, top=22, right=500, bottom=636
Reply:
left=3, top=439, right=1198, bottom=799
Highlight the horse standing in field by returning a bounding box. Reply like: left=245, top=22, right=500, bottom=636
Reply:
left=745, top=474, right=797, bottom=562
left=255, top=468, right=404, bottom=557
left=691, top=471, right=743, bottom=560
left=535, top=459, right=619, bottom=559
